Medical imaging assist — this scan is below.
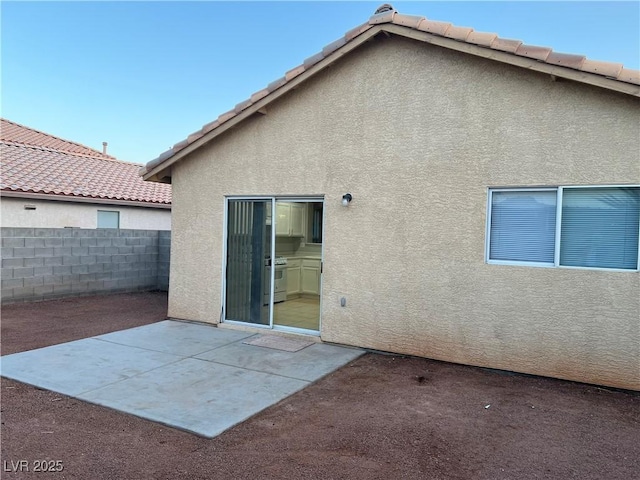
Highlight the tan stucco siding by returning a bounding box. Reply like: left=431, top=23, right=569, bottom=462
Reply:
left=1, top=197, right=171, bottom=230
left=169, top=36, right=640, bottom=389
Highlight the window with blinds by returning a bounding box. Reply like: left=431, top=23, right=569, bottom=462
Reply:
left=489, top=190, right=557, bottom=264
left=487, top=186, right=639, bottom=271
left=560, top=187, right=639, bottom=270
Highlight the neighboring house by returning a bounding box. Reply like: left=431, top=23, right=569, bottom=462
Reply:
left=1, top=118, right=171, bottom=230
left=141, top=6, right=639, bottom=390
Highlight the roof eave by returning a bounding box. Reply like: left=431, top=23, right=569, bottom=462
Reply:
left=143, top=171, right=172, bottom=184
left=1, top=190, right=172, bottom=209
left=381, top=24, right=640, bottom=97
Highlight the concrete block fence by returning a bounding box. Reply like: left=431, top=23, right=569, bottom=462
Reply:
left=157, top=230, right=171, bottom=291
left=1, top=228, right=171, bottom=304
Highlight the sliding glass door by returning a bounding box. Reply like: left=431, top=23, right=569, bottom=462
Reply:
left=224, top=197, right=323, bottom=334
left=225, top=199, right=271, bottom=325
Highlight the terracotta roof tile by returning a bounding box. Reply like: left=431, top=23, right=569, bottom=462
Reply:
left=618, top=68, right=640, bottom=84
left=217, top=110, right=237, bottom=124
left=322, top=37, right=347, bottom=57
left=143, top=4, right=640, bottom=178
left=490, top=38, right=523, bottom=53
left=444, top=25, right=474, bottom=41
left=515, top=44, right=553, bottom=61
left=267, top=76, right=287, bottom=92
left=581, top=59, right=623, bottom=78
left=202, top=119, right=220, bottom=134
left=368, top=8, right=395, bottom=25
left=417, top=19, right=452, bottom=36
left=392, top=13, right=424, bottom=29
left=187, top=131, right=204, bottom=144
left=545, top=52, right=586, bottom=69
left=171, top=139, right=190, bottom=151
left=156, top=149, right=174, bottom=163
left=345, top=22, right=371, bottom=41
left=466, top=31, right=498, bottom=47
left=303, top=51, right=325, bottom=69
left=1, top=118, right=171, bottom=204
left=285, top=64, right=306, bottom=81
left=234, top=99, right=253, bottom=113
left=250, top=88, right=271, bottom=103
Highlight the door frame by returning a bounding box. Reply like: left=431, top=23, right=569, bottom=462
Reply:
left=222, top=195, right=324, bottom=335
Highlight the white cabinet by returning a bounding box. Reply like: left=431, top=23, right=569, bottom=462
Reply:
left=301, top=259, right=321, bottom=295
left=275, top=202, right=304, bottom=237
left=285, top=257, right=321, bottom=296
left=290, top=204, right=304, bottom=237
left=275, top=203, right=289, bottom=236
left=286, top=259, right=302, bottom=295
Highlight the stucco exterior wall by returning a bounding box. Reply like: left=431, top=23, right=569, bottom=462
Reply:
left=1, top=197, right=171, bottom=230
left=168, top=36, right=640, bottom=389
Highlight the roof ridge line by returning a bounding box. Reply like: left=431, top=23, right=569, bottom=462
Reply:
left=0, top=118, right=116, bottom=160
left=0, top=140, right=143, bottom=166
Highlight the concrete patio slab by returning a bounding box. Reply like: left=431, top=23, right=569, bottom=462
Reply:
left=79, top=358, right=309, bottom=438
left=0, top=339, right=181, bottom=397
left=0, top=320, right=363, bottom=438
left=95, top=320, right=254, bottom=357
left=196, top=341, right=365, bottom=381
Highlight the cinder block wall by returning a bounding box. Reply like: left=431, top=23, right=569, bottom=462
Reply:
left=157, top=230, right=171, bottom=291
left=1, top=228, right=171, bottom=304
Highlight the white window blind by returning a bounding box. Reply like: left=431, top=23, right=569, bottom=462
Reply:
left=489, top=190, right=557, bottom=264
left=560, top=187, right=639, bottom=270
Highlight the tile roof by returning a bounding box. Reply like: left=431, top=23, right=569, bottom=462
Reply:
left=1, top=118, right=171, bottom=205
left=142, top=4, right=640, bottom=180
left=1, top=118, right=116, bottom=160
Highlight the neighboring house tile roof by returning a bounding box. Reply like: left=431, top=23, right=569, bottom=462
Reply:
left=1, top=118, right=117, bottom=160
left=142, top=4, right=640, bottom=181
left=1, top=118, right=171, bottom=205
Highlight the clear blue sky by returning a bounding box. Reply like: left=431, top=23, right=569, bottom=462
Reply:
left=2, top=1, right=639, bottom=164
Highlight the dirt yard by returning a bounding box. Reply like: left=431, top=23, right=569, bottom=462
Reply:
left=1, top=293, right=639, bottom=479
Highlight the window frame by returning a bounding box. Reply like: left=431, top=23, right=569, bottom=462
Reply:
left=97, top=210, right=120, bottom=229
left=486, top=185, right=640, bottom=272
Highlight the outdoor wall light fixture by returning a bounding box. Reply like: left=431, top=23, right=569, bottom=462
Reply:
left=342, top=193, right=353, bottom=207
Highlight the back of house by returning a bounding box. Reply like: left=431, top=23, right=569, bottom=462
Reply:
left=141, top=5, right=640, bottom=390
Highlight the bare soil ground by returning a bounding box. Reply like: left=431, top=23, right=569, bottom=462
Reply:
left=1, top=293, right=639, bottom=480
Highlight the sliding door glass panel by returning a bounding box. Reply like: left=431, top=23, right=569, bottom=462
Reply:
left=273, top=200, right=321, bottom=332
left=226, top=200, right=271, bottom=325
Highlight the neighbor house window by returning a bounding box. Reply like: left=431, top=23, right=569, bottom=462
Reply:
left=487, top=186, right=639, bottom=271
left=97, top=210, right=120, bottom=229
